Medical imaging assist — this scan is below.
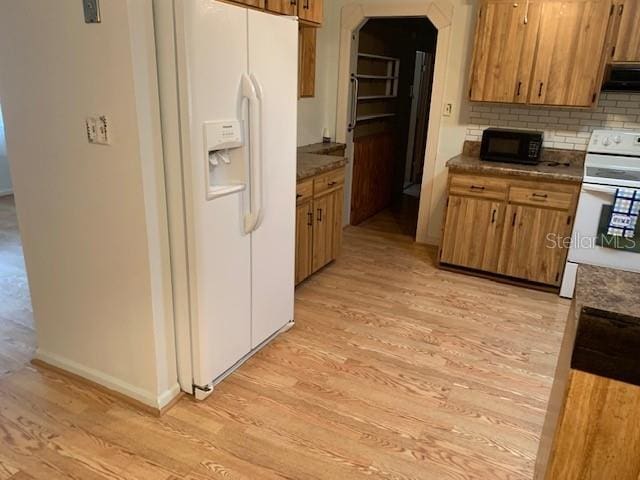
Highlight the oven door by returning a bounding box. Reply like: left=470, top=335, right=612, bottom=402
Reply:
left=569, top=183, right=640, bottom=272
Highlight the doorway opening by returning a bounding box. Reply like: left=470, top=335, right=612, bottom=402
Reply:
left=0, top=101, right=35, bottom=377
left=347, top=18, right=437, bottom=236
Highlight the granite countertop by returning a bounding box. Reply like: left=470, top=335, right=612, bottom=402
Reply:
left=297, top=142, right=347, bottom=181
left=447, top=141, right=585, bottom=183
left=575, top=264, right=640, bottom=321
left=571, top=264, right=640, bottom=387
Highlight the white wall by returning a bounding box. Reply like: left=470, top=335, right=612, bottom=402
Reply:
left=0, top=0, right=178, bottom=409
left=0, top=103, right=12, bottom=195
left=298, top=0, right=477, bottom=241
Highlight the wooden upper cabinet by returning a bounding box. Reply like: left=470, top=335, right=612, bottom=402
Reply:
left=613, top=0, right=640, bottom=62
left=299, top=0, right=323, bottom=25
left=265, top=0, right=296, bottom=15
left=299, top=26, right=317, bottom=97
left=230, top=0, right=266, bottom=8
left=529, top=0, right=613, bottom=107
left=469, top=0, right=542, bottom=103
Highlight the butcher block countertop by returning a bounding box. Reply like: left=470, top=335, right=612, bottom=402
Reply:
left=447, top=141, right=584, bottom=183
left=297, top=142, right=347, bottom=182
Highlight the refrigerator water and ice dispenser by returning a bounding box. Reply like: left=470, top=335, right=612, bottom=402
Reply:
left=204, top=120, right=246, bottom=200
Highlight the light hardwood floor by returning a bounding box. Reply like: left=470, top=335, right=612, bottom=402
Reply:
left=0, top=195, right=35, bottom=377
left=0, top=208, right=570, bottom=479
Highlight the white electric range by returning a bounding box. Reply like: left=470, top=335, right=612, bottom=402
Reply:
left=560, top=130, right=640, bottom=298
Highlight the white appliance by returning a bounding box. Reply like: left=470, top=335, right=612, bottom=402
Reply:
left=560, top=130, right=640, bottom=298
left=155, top=1, right=298, bottom=398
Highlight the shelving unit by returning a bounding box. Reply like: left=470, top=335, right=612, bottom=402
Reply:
left=350, top=52, right=400, bottom=131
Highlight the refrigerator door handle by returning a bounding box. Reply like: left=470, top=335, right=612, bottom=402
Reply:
left=241, top=73, right=264, bottom=234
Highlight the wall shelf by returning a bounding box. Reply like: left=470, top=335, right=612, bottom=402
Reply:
left=356, top=113, right=397, bottom=122
left=358, top=52, right=400, bottom=62
left=355, top=74, right=398, bottom=80
left=358, top=95, right=397, bottom=101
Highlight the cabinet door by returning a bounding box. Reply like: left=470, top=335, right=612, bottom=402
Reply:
left=295, top=201, right=313, bottom=284
left=331, top=188, right=344, bottom=259
left=299, top=26, right=317, bottom=97
left=229, top=0, right=266, bottom=8
left=469, top=0, right=542, bottom=103
left=299, top=0, right=323, bottom=24
left=266, top=0, right=296, bottom=15
left=312, top=190, right=339, bottom=273
left=440, top=196, right=506, bottom=272
left=529, top=0, right=613, bottom=107
left=498, top=205, right=573, bottom=285
left=613, top=0, right=640, bottom=62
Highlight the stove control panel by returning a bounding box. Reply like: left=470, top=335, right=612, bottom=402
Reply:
left=589, top=130, right=640, bottom=155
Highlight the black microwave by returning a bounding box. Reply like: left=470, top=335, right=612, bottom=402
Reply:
left=480, top=128, right=543, bottom=165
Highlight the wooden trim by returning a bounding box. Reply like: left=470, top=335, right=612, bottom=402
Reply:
left=335, top=1, right=454, bottom=244
left=31, top=359, right=184, bottom=417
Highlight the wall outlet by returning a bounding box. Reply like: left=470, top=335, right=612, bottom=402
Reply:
left=86, top=115, right=110, bottom=145
left=443, top=103, right=453, bottom=117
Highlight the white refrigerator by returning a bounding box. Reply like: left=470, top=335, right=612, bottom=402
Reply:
left=155, top=0, right=298, bottom=399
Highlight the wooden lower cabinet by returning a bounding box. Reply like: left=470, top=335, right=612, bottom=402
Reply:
left=498, top=204, right=573, bottom=285
left=296, top=167, right=345, bottom=285
left=295, top=201, right=313, bottom=284
left=439, top=172, right=579, bottom=288
left=440, top=196, right=505, bottom=272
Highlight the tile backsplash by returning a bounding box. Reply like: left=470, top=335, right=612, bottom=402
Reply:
left=465, top=92, right=640, bottom=151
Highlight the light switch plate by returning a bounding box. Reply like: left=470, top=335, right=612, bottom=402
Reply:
left=83, top=0, right=101, bottom=24
left=86, top=115, right=110, bottom=145
left=443, top=103, right=453, bottom=117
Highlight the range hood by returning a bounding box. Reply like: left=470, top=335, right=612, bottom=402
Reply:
left=602, top=65, right=640, bottom=92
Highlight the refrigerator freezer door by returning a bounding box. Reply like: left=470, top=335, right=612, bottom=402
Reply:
left=179, top=0, right=252, bottom=387
left=247, top=10, right=297, bottom=347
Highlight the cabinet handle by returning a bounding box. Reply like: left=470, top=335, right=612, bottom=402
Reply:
left=512, top=212, right=517, bottom=227
left=307, top=211, right=313, bottom=226
left=296, top=193, right=302, bottom=199
left=491, top=209, right=497, bottom=224
left=516, top=81, right=522, bottom=97
left=304, top=0, right=309, bottom=9
left=327, top=181, right=337, bottom=187
left=291, top=0, right=297, bottom=5
left=317, top=208, right=323, bottom=222
left=538, top=82, right=544, bottom=97
left=532, top=192, right=548, bottom=200
left=470, top=185, right=485, bottom=191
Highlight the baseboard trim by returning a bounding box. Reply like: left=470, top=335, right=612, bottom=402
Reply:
left=32, top=350, right=182, bottom=416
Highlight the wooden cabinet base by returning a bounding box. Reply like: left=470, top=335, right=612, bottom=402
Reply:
left=296, top=167, right=345, bottom=285
left=544, top=370, right=640, bottom=480
left=439, top=171, right=579, bottom=289
left=438, top=263, right=561, bottom=293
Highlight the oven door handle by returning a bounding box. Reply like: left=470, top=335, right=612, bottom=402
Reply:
left=581, top=184, right=617, bottom=194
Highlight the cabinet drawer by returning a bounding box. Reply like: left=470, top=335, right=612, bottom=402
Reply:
left=449, top=175, right=508, bottom=200
left=314, top=168, right=345, bottom=196
left=296, top=179, right=313, bottom=204
left=509, top=187, right=573, bottom=210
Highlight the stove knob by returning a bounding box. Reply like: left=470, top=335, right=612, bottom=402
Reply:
left=602, top=137, right=612, bottom=146
left=613, top=135, right=622, bottom=144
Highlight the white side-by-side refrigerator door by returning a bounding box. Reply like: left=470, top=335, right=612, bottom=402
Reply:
left=179, top=0, right=252, bottom=387
left=247, top=11, right=297, bottom=347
